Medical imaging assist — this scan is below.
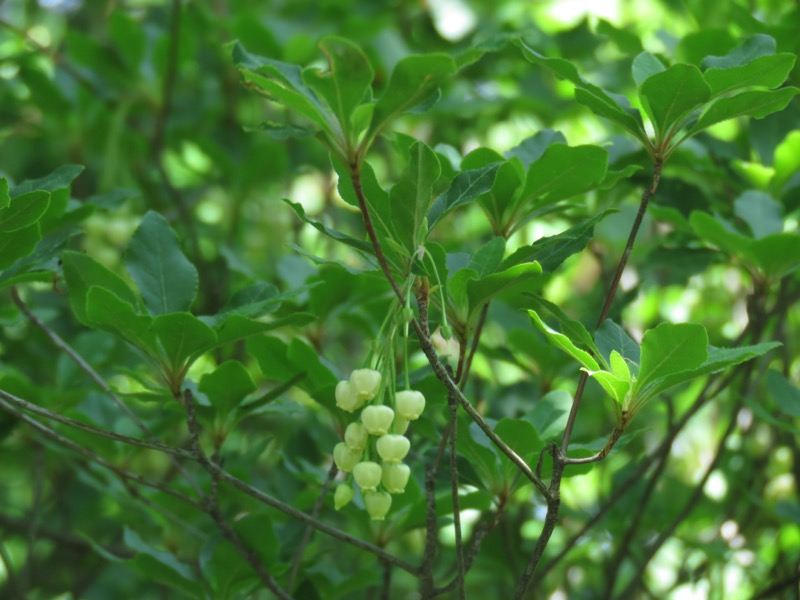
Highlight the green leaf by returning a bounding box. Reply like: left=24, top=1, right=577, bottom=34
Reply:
left=702, top=34, right=776, bottom=69
left=0, top=191, right=50, bottom=232
left=8, top=165, right=84, bottom=199
left=689, top=211, right=751, bottom=255
left=641, top=342, right=780, bottom=402
left=248, top=336, right=337, bottom=401
left=703, top=53, right=795, bottom=97
left=123, top=528, right=204, bottom=598
left=609, top=350, right=632, bottom=382
left=502, top=209, right=616, bottom=272
left=585, top=369, right=630, bottom=406
left=367, top=53, right=456, bottom=143
left=199, top=361, right=256, bottom=417
left=302, top=36, right=373, bottom=144
left=283, top=199, right=374, bottom=255
left=85, top=286, right=156, bottom=352
left=232, top=42, right=336, bottom=138
left=468, top=237, right=505, bottom=278
left=688, top=87, right=800, bottom=136
left=389, top=140, right=441, bottom=254
left=639, top=63, right=710, bottom=138
left=62, top=251, right=140, bottom=327
left=0, top=178, right=9, bottom=209
left=746, top=233, right=800, bottom=279
left=0, top=225, right=41, bottom=270
left=635, top=323, right=708, bottom=395
left=595, top=319, right=640, bottom=373
left=773, top=130, right=800, bottom=194
left=428, top=162, right=501, bottom=228
left=526, top=295, right=599, bottom=357
left=149, top=313, right=217, bottom=371
left=456, top=416, right=500, bottom=491
left=467, top=262, right=542, bottom=319
left=125, top=211, right=199, bottom=315
left=528, top=309, right=600, bottom=372
left=733, top=191, right=783, bottom=239
left=766, top=370, right=800, bottom=417
left=494, top=418, right=544, bottom=486
left=632, top=52, right=666, bottom=87
left=505, top=130, right=566, bottom=168
left=211, top=312, right=316, bottom=349
left=516, top=39, right=646, bottom=141
left=520, top=144, right=608, bottom=208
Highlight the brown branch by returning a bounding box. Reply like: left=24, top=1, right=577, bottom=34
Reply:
left=446, top=380, right=466, bottom=600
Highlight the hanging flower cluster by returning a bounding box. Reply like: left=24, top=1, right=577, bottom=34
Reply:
left=332, top=368, right=425, bottom=520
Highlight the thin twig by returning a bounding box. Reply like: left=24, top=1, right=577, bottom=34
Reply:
left=287, top=462, right=338, bottom=591
left=20, top=441, right=45, bottom=596
left=184, top=391, right=292, bottom=600
left=379, top=558, right=393, bottom=600
left=11, top=288, right=202, bottom=495
left=561, top=160, right=663, bottom=454
left=419, top=463, right=439, bottom=597
left=446, top=382, right=466, bottom=600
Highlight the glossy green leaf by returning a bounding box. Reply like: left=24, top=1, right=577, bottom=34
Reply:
left=526, top=294, right=598, bottom=357
left=632, top=52, right=666, bottom=87
left=595, top=319, right=640, bottom=373
left=639, top=63, right=710, bottom=138
left=0, top=191, right=50, bottom=232
left=520, top=144, right=608, bottom=208
left=703, top=53, right=795, bottom=96
left=457, top=416, right=500, bottom=491
left=640, top=342, right=780, bottom=402
left=199, top=361, right=256, bottom=416
left=302, top=36, right=373, bottom=144
left=149, top=313, right=217, bottom=371
left=505, top=130, right=566, bottom=168
left=248, top=336, right=337, bottom=401
left=62, top=251, right=140, bottom=327
left=609, top=349, right=632, bottom=382
left=468, top=237, right=505, bottom=278
left=85, top=286, right=155, bottom=352
left=367, top=53, right=456, bottom=142
left=635, top=322, right=708, bottom=394
left=389, top=140, right=441, bottom=254
left=502, top=209, right=616, bottom=272
left=516, top=39, right=645, bottom=140
left=0, top=225, right=41, bottom=270
left=529, top=309, right=600, bottom=372
left=585, top=369, right=630, bottom=406
left=467, top=262, right=542, bottom=318
left=428, top=162, right=501, bottom=228
left=126, top=211, right=198, bottom=315
left=689, top=87, right=800, bottom=136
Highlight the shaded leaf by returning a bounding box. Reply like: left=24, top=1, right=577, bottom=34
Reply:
left=0, top=191, right=50, bottom=232
left=199, top=361, right=256, bottom=417
left=149, top=313, right=217, bottom=371
left=639, top=64, right=710, bottom=138
left=704, top=53, right=795, bottom=96
left=126, top=211, right=199, bottom=315
left=635, top=322, right=708, bottom=394
left=689, top=87, right=800, bottom=136
left=389, top=140, right=440, bottom=253
left=428, top=162, right=501, bottom=228
left=529, top=309, right=600, bottom=372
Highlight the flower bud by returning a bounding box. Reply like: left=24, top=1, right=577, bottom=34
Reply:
left=361, top=405, right=394, bottom=436
left=353, top=461, right=383, bottom=492
left=382, top=463, right=411, bottom=494
left=364, top=490, right=392, bottom=520
left=335, top=380, right=360, bottom=412
left=334, top=484, right=354, bottom=510
left=395, top=390, right=425, bottom=420
left=350, top=368, right=381, bottom=401
left=376, top=434, right=410, bottom=464
left=344, top=422, right=368, bottom=451
left=333, top=442, right=361, bottom=472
